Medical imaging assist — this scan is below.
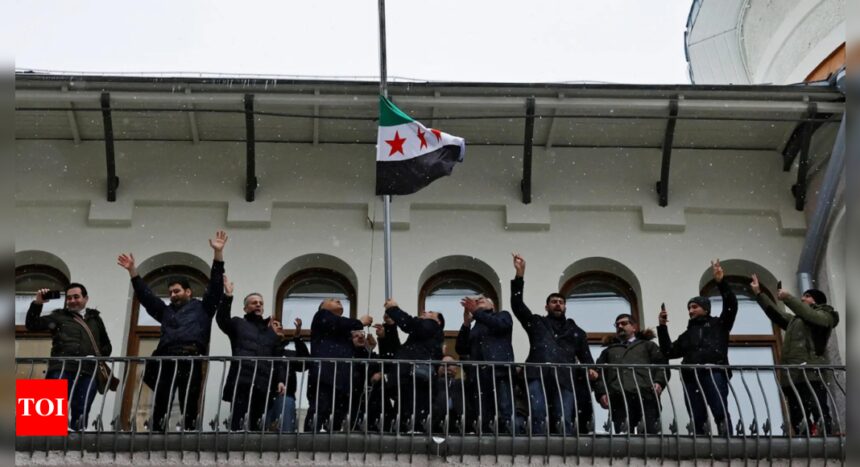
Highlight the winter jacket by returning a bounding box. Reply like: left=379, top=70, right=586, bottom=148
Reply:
left=756, top=293, right=838, bottom=383
left=593, top=330, right=668, bottom=399
left=132, top=260, right=224, bottom=356
left=216, top=295, right=308, bottom=401
left=25, top=304, right=112, bottom=376
left=308, top=307, right=364, bottom=391
left=657, top=280, right=737, bottom=373
left=381, top=306, right=444, bottom=379
left=455, top=308, right=515, bottom=379
left=510, top=277, right=595, bottom=389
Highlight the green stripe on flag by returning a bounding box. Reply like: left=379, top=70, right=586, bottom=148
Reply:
left=379, top=96, right=414, bottom=127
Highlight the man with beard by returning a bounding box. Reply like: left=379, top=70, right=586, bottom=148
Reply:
left=658, top=260, right=737, bottom=436
left=117, top=230, right=227, bottom=432
left=510, top=253, right=598, bottom=435
left=594, top=313, right=667, bottom=434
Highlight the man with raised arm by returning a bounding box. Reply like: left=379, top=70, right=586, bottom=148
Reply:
left=456, top=295, right=515, bottom=434
left=304, top=298, right=373, bottom=432
left=217, top=275, right=307, bottom=431
left=116, top=230, right=227, bottom=432
left=657, top=259, right=737, bottom=436
left=751, top=275, right=838, bottom=436
left=510, top=253, right=598, bottom=435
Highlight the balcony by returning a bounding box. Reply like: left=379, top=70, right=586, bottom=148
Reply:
left=15, top=356, right=845, bottom=465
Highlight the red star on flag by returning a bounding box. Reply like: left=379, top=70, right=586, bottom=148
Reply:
left=430, top=128, right=442, bottom=141
left=416, top=128, right=428, bottom=149
left=386, top=131, right=407, bottom=156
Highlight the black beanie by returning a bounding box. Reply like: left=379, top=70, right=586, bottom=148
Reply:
left=687, top=296, right=712, bottom=313
left=803, top=289, right=828, bottom=305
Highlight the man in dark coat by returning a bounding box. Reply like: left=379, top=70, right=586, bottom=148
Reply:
left=25, top=283, right=112, bottom=430
left=216, top=276, right=307, bottom=431
left=304, top=298, right=373, bottom=432
left=658, top=259, right=737, bottom=436
left=511, top=253, right=598, bottom=435
left=380, top=298, right=444, bottom=433
left=751, top=275, right=839, bottom=436
left=455, top=295, right=515, bottom=433
left=265, top=318, right=309, bottom=432
left=594, top=313, right=667, bottom=434
left=117, top=230, right=227, bottom=432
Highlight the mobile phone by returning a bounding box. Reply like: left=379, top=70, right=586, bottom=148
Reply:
left=43, top=290, right=61, bottom=300
left=776, top=281, right=782, bottom=289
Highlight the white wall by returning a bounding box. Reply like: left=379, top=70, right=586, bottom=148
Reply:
left=15, top=139, right=820, bottom=431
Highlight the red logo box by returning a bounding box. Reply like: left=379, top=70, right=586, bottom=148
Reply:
left=16, top=379, right=68, bottom=436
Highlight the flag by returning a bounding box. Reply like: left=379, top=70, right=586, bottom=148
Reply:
left=376, top=96, right=465, bottom=195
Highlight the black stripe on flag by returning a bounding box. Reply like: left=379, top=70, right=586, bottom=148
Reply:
left=376, top=144, right=463, bottom=195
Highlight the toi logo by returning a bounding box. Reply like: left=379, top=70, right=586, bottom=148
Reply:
left=16, top=379, right=68, bottom=436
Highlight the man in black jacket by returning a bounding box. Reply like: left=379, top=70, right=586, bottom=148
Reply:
left=25, top=283, right=112, bottom=430
left=431, top=355, right=465, bottom=433
left=456, top=295, right=515, bottom=433
left=117, top=230, right=227, bottom=431
left=658, top=259, right=737, bottom=436
left=511, top=253, right=598, bottom=435
left=216, top=276, right=307, bottom=431
left=305, top=298, right=373, bottom=432
left=380, top=298, right=444, bottom=432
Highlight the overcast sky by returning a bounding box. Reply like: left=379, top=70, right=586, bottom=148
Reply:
left=14, top=0, right=692, bottom=84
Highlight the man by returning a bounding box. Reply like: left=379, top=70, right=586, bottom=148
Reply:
left=658, top=259, right=737, bottom=436
left=25, top=283, right=112, bottom=430
left=216, top=275, right=307, bottom=431
left=594, top=313, right=667, bottom=434
left=455, top=295, right=514, bottom=433
left=751, top=275, right=839, bottom=436
left=431, top=355, right=465, bottom=433
left=117, top=230, right=227, bottom=431
left=510, top=253, right=598, bottom=435
left=379, top=298, right=445, bottom=433
left=348, top=329, right=380, bottom=431
left=305, top=298, right=373, bottom=432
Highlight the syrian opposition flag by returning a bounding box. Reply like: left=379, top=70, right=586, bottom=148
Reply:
left=376, top=96, right=465, bottom=195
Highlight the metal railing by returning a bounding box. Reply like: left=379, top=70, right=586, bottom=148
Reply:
left=15, top=356, right=845, bottom=465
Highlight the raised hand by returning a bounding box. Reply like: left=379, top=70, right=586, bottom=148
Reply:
left=366, top=334, right=377, bottom=350
left=373, top=324, right=386, bottom=338
left=223, top=275, right=234, bottom=296
left=750, top=274, right=761, bottom=295
left=383, top=298, right=398, bottom=310
left=711, top=259, right=724, bottom=283
left=777, top=288, right=790, bottom=301
left=294, top=318, right=303, bottom=334
left=117, top=253, right=138, bottom=277
left=209, top=230, right=228, bottom=261
left=658, top=308, right=668, bottom=326
left=34, top=288, right=50, bottom=305
left=512, top=252, right=526, bottom=277
left=359, top=315, right=374, bottom=327
left=270, top=320, right=282, bottom=334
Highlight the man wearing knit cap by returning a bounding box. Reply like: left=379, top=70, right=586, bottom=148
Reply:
left=657, top=259, right=737, bottom=436
left=751, top=275, right=839, bottom=436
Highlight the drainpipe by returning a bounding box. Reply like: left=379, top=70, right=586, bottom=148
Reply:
left=796, top=69, right=845, bottom=292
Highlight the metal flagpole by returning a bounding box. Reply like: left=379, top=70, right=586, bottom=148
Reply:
left=378, top=0, right=393, bottom=299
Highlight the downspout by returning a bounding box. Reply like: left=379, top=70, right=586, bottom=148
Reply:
left=796, top=69, right=846, bottom=291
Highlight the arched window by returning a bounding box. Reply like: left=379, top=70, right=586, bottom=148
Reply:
left=419, top=270, right=499, bottom=358
left=121, top=265, right=208, bottom=431
left=276, top=268, right=356, bottom=338
left=561, top=272, right=639, bottom=344
left=15, top=265, right=70, bottom=379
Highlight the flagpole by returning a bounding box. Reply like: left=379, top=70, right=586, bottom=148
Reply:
left=378, top=0, right=393, bottom=300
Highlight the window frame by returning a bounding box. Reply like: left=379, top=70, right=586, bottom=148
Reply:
left=275, top=268, right=357, bottom=339
left=560, top=271, right=640, bottom=344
